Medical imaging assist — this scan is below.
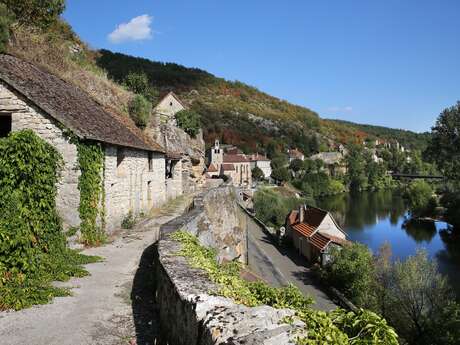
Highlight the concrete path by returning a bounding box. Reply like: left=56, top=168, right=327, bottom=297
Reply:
left=0, top=196, right=193, bottom=345
left=247, top=218, right=337, bottom=311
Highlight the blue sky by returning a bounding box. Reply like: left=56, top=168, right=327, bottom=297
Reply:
left=63, top=0, right=460, bottom=132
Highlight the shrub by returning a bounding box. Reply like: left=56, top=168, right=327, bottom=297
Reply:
left=2, top=0, right=65, bottom=29
left=121, top=211, right=136, bottom=229
left=128, top=94, right=152, bottom=129
left=123, top=72, right=159, bottom=102
left=0, top=130, right=99, bottom=310
left=251, top=166, right=264, bottom=181
left=175, top=109, right=201, bottom=137
left=0, top=3, right=11, bottom=53
left=403, top=180, right=436, bottom=218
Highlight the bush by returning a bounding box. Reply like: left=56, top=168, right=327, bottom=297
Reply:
left=128, top=94, right=152, bottom=129
left=175, top=109, right=201, bottom=137
left=121, top=211, right=135, bottom=229
left=0, top=3, right=11, bottom=53
left=123, top=72, right=159, bottom=102
left=0, top=130, right=99, bottom=310
left=2, top=0, right=65, bottom=29
left=251, top=166, right=264, bottom=181
left=403, top=180, right=436, bottom=218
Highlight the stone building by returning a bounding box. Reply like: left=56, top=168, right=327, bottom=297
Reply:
left=0, top=54, right=167, bottom=233
left=148, top=92, right=206, bottom=200
left=310, top=151, right=347, bottom=176
left=208, top=140, right=252, bottom=187
left=286, top=205, right=348, bottom=266
left=248, top=153, right=271, bottom=179
left=287, top=148, right=305, bottom=162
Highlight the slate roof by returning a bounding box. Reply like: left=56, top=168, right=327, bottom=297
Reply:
left=0, top=54, right=164, bottom=152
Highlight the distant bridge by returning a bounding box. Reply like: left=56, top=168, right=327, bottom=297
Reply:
left=390, top=173, right=444, bottom=180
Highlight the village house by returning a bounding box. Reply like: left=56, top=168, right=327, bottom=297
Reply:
left=0, top=54, right=167, bottom=233
left=287, top=148, right=305, bottom=162
left=310, top=151, right=347, bottom=176
left=286, top=205, right=348, bottom=266
left=208, top=140, right=252, bottom=187
left=152, top=91, right=186, bottom=125
left=248, top=153, right=272, bottom=179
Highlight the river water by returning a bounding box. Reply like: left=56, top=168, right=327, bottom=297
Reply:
left=317, top=190, right=460, bottom=296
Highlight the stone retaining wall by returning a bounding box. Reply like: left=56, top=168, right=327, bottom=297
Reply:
left=153, top=186, right=305, bottom=344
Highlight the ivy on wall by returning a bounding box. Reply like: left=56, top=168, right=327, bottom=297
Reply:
left=0, top=130, right=99, bottom=310
left=76, top=140, right=106, bottom=245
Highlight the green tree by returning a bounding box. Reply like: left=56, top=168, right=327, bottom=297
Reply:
left=251, top=166, right=264, bottom=181
left=2, top=0, right=65, bottom=28
left=122, top=72, right=158, bottom=102
left=253, top=188, right=289, bottom=227
left=175, top=109, right=201, bottom=137
left=384, top=250, right=460, bottom=345
left=270, top=153, right=288, bottom=170
left=325, top=243, right=375, bottom=307
left=128, top=94, right=151, bottom=129
left=426, top=101, right=460, bottom=182
left=403, top=180, right=436, bottom=218
left=289, top=158, right=304, bottom=173
left=0, top=3, right=11, bottom=53
left=345, top=145, right=368, bottom=191
left=271, top=167, right=291, bottom=183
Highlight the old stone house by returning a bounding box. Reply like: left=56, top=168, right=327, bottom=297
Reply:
left=286, top=205, right=348, bottom=266
left=310, top=151, right=347, bottom=176
left=148, top=91, right=206, bottom=200
left=248, top=153, right=272, bottom=179
left=287, top=148, right=305, bottom=162
left=0, top=54, right=167, bottom=233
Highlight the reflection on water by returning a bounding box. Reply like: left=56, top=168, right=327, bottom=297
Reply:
left=318, top=190, right=460, bottom=296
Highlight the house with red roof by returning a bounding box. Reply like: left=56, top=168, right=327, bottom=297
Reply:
left=287, top=148, right=305, bottom=162
left=286, top=205, right=348, bottom=265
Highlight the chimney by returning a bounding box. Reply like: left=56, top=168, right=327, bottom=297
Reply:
left=299, top=204, right=305, bottom=223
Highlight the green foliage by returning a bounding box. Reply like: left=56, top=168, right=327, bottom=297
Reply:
left=76, top=140, right=106, bottom=246
left=325, top=243, right=376, bottom=307
left=253, top=188, right=306, bottom=227
left=0, top=3, right=11, bottom=53
left=122, top=72, right=159, bottom=103
left=175, top=109, right=201, bottom=137
left=251, top=166, right=264, bottom=181
left=121, top=211, right=135, bottom=229
left=345, top=145, right=368, bottom=191
left=2, top=0, right=65, bottom=29
left=425, top=101, right=460, bottom=182
left=289, top=158, right=304, bottom=172
left=271, top=166, right=291, bottom=183
left=171, top=231, right=398, bottom=345
left=0, top=130, right=100, bottom=310
left=403, top=180, right=436, bottom=218
left=128, top=94, right=152, bottom=129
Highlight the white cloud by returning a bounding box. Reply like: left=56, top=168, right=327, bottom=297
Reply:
left=108, top=15, right=153, bottom=44
left=327, top=106, right=353, bottom=113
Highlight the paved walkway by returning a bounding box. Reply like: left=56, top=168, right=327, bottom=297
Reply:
left=247, top=218, right=337, bottom=311
left=0, top=196, right=193, bottom=345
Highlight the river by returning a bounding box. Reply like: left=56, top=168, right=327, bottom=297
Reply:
left=317, top=190, right=460, bottom=297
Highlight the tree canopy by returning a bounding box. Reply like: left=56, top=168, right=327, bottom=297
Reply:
left=1, top=0, right=65, bottom=28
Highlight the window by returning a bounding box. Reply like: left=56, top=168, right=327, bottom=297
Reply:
left=117, top=147, right=125, bottom=167
left=0, top=113, right=12, bottom=138
left=148, top=152, right=153, bottom=171
left=169, top=102, right=173, bottom=106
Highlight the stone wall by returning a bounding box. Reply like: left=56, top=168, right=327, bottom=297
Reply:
left=104, top=145, right=166, bottom=232
left=153, top=187, right=305, bottom=344
left=0, top=82, right=81, bottom=229
left=182, top=186, right=247, bottom=263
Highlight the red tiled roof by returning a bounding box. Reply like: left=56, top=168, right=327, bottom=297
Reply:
left=221, top=163, right=235, bottom=171
left=224, top=154, right=249, bottom=163
left=288, top=148, right=304, bottom=159
left=207, top=163, right=218, bottom=172
left=292, top=223, right=316, bottom=237
left=309, top=232, right=331, bottom=251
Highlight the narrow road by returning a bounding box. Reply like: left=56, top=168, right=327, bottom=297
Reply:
left=247, top=217, right=337, bottom=311
left=0, top=196, right=193, bottom=345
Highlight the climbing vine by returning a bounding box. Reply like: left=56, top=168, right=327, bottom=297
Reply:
left=0, top=130, right=99, bottom=310
left=76, top=140, right=106, bottom=245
